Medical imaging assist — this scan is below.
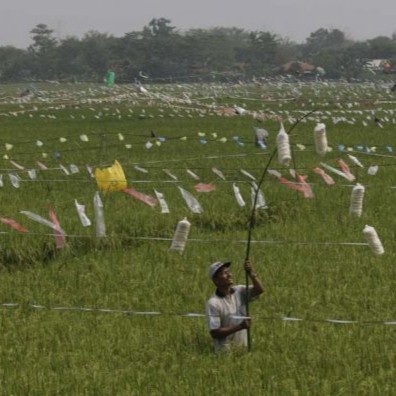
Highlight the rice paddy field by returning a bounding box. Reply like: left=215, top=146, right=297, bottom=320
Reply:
left=0, top=80, right=396, bottom=395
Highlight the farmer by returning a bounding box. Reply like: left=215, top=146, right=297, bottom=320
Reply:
left=206, top=260, right=264, bottom=352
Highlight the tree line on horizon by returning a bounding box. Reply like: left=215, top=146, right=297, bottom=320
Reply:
left=0, top=18, right=395, bottom=83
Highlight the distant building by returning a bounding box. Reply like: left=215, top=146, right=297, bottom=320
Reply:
left=364, top=59, right=392, bottom=73
left=281, top=61, right=316, bottom=74
left=279, top=61, right=323, bottom=80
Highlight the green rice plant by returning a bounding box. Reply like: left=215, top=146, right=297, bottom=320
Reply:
left=0, top=81, right=396, bottom=394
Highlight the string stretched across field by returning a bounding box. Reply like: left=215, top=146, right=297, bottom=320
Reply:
left=0, top=230, right=373, bottom=247
left=2, top=302, right=396, bottom=326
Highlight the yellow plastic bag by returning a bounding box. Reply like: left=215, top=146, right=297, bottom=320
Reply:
left=95, top=160, right=127, bottom=192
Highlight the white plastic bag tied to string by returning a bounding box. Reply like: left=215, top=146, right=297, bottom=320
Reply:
left=314, top=122, right=328, bottom=156
left=20, top=211, right=66, bottom=235
left=368, top=165, right=378, bottom=176
left=232, top=183, right=246, bottom=207
left=37, top=161, right=48, bottom=170
left=86, top=165, right=94, bottom=178
left=267, top=169, right=282, bottom=178
left=134, top=165, right=148, bottom=174
left=347, top=154, right=364, bottom=168
left=363, top=225, right=384, bottom=256
left=349, top=183, right=365, bottom=217
left=186, top=169, right=200, bottom=180
left=75, top=200, right=91, bottom=227
left=320, top=162, right=354, bottom=182
left=170, top=218, right=191, bottom=253
left=251, top=182, right=268, bottom=209
left=254, top=127, right=268, bottom=149
left=9, top=173, right=21, bottom=188
left=10, top=160, right=24, bottom=170
left=276, top=122, right=291, bottom=167
left=60, top=164, right=70, bottom=175
left=240, top=169, right=256, bottom=181
left=163, top=169, right=178, bottom=181
left=70, top=164, right=79, bottom=174
left=28, top=169, right=37, bottom=180
left=178, top=187, right=203, bottom=214
left=234, top=106, right=247, bottom=115
left=154, top=189, right=170, bottom=214
left=212, top=167, right=226, bottom=181
left=93, top=191, right=106, bottom=237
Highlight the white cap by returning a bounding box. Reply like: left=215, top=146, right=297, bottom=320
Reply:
left=208, top=261, right=231, bottom=279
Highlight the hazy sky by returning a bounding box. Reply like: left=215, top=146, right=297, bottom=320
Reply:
left=1, top=0, right=395, bottom=48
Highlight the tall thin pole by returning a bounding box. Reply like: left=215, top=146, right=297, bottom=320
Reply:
left=244, top=148, right=278, bottom=352
left=244, top=110, right=316, bottom=352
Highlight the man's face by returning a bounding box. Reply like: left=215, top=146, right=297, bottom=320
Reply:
left=213, top=266, right=233, bottom=288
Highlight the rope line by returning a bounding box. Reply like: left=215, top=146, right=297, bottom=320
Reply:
left=1, top=302, right=396, bottom=326
left=0, top=230, right=371, bottom=247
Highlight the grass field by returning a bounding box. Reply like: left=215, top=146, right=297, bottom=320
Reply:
left=0, top=81, right=396, bottom=395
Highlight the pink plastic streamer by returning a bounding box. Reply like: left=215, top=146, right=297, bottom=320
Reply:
left=123, top=188, right=157, bottom=207
left=49, top=209, right=66, bottom=249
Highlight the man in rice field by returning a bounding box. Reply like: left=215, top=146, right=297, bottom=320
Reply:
left=206, top=260, right=264, bottom=352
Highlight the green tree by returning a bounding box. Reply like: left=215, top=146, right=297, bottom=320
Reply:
left=80, top=31, right=119, bottom=81
left=143, top=18, right=176, bottom=38
left=140, top=19, right=184, bottom=78
left=56, top=36, right=88, bottom=81
left=0, top=46, right=29, bottom=81
left=303, top=28, right=347, bottom=59
left=241, top=31, right=278, bottom=75
left=118, top=32, right=147, bottom=81
left=3, top=21, right=396, bottom=83
left=275, top=38, right=302, bottom=66
left=28, top=24, right=58, bottom=79
left=182, top=28, right=247, bottom=78
left=29, top=24, right=57, bottom=53
left=367, top=36, right=396, bottom=59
